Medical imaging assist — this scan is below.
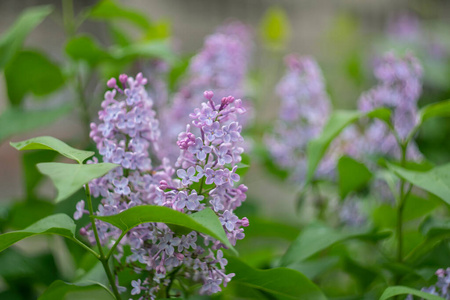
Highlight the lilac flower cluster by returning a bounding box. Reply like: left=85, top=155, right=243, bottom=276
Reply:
left=78, top=74, right=248, bottom=299
left=159, top=22, right=252, bottom=163
left=358, top=52, right=423, bottom=160
left=406, top=268, right=450, bottom=300
left=266, top=55, right=358, bottom=182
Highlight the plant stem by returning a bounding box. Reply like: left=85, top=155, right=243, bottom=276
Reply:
left=85, top=184, right=122, bottom=300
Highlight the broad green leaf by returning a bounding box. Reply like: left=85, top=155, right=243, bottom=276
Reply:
left=11, top=136, right=94, bottom=164
left=337, top=156, right=372, bottom=198
left=110, top=40, right=177, bottom=65
left=89, top=0, right=151, bottom=30
left=260, top=7, right=291, bottom=50
left=405, top=218, right=450, bottom=263
left=96, top=206, right=235, bottom=253
left=226, top=256, right=327, bottom=300
left=306, top=108, right=390, bottom=182
left=0, top=214, right=76, bottom=252
left=243, top=216, right=299, bottom=241
left=39, top=280, right=114, bottom=300
left=9, top=199, right=55, bottom=229
left=0, top=105, right=72, bottom=144
left=5, top=50, right=64, bottom=106
left=37, top=162, right=118, bottom=202
left=419, top=99, right=450, bottom=123
left=379, top=286, right=445, bottom=300
left=0, top=5, right=53, bottom=69
left=287, top=256, right=340, bottom=280
left=388, top=162, right=450, bottom=206
left=65, top=35, right=109, bottom=67
left=280, top=223, right=390, bottom=266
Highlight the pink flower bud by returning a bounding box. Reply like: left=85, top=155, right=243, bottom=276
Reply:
left=119, top=74, right=128, bottom=84
left=204, top=90, right=214, bottom=100
left=107, top=78, right=117, bottom=88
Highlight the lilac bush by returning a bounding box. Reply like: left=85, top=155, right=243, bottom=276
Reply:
left=82, top=73, right=249, bottom=298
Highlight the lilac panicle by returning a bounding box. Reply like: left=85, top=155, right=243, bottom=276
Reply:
left=266, top=55, right=358, bottom=182
left=159, top=22, right=252, bottom=163
left=85, top=74, right=248, bottom=299
left=358, top=52, right=423, bottom=160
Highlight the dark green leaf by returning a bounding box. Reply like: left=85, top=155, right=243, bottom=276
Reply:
left=287, top=256, right=340, bottom=280
left=65, top=35, right=109, bottom=67
left=419, top=99, right=450, bottom=123
left=89, top=0, right=151, bottom=30
left=405, top=218, right=450, bottom=263
left=338, top=156, right=372, bottom=198
left=96, top=206, right=235, bottom=253
left=5, top=50, right=64, bottom=106
left=22, top=150, right=58, bottom=198
left=0, top=214, right=76, bottom=253
left=11, top=136, right=94, bottom=164
left=379, top=286, right=445, bottom=300
left=387, top=162, right=450, bottom=206
left=0, top=5, right=53, bottom=69
left=38, top=280, right=114, bottom=300
left=226, top=256, right=327, bottom=300
left=8, top=199, right=55, bottom=230
left=37, top=162, right=118, bottom=202
left=0, top=105, right=72, bottom=144
left=280, top=223, right=391, bottom=266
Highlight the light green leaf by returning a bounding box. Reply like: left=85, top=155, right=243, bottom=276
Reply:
left=110, top=40, right=177, bottom=65
left=388, top=162, right=450, bottom=206
left=306, top=108, right=390, bottom=182
left=0, top=5, right=53, bottom=69
left=65, top=35, right=109, bottom=67
left=260, top=7, right=291, bottom=50
left=419, top=99, right=450, bottom=123
left=5, top=50, right=64, bottom=106
left=0, top=214, right=76, bottom=253
left=37, top=162, right=118, bottom=202
left=96, top=206, right=235, bottom=253
left=226, top=256, right=327, bottom=300
left=379, top=286, right=445, bottom=300
left=280, top=223, right=390, bottom=267
left=89, top=0, right=151, bottom=30
left=337, top=156, right=372, bottom=198
left=0, top=104, right=72, bottom=144
left=38, top=280, right=114, bottom=300
left=11, top=136, right=94, bottom=164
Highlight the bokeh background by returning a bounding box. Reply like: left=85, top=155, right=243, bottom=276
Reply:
left=1, top=0, right=450, bottom=222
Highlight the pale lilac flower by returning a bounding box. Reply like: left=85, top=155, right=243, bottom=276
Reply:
left=74, top=200, right=85, bottom=220
left=177, top=166, right=197, bottom=186
left=131, top=279, right=142, bottom=295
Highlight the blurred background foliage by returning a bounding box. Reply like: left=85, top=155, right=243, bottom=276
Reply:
left=0, top=0, right=449, bottom=299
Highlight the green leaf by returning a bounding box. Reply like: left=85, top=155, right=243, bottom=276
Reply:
left=65, top=35, right=109, bottom=67
left=96, top=206, right=236, bottom=253
left=419, top=99, right=450, bottom=123
left=306, top=108, right=391, bottom=183
left=89, top=0, right=151, bottom=30
left=37, top=162, right=118, bottom=202
left=405, top=218, right=450, bottom=263
left=379, top=286, right=445, bottom=300
left=226, top=256, right=327, bottom=300
left=22, top=150, right=58, bottom=198
left=11, top=136, right=94, bottom=164
left=387, top=162, right=450, bottom=206
left=110, top=40, right=177, bottom=65
left=280, top=223, right=390, bottom=267
left=0, top=5, right=53, bottom=69
left=5, top=50, right=64, bottom=106
left=0, top=214, right=76, bottom=253
left=0, top=105, right=72, bottom=144
left=337, top=156, right=372, bottom=198
left=260, top=7, right=291, bottom=50
left=38, top=280, right=114, bottom=300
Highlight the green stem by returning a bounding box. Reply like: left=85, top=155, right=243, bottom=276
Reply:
left=395, top=143, right=408, bottom=286
left=76, top=71, right=92, bottom=145
left=85, top=184, right=122, bottom=300
left=166, top=266, right=182, bottom=298
left=106, top=231, right=127, bottom=261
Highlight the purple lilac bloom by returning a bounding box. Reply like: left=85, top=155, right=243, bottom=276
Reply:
left=86, top=74, right=248, bottom=298
left=266, top=55, right=357, bottom=182
left=357, top=52, right=423, bottom=160
left=158, top=22, right=253, bottom=163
